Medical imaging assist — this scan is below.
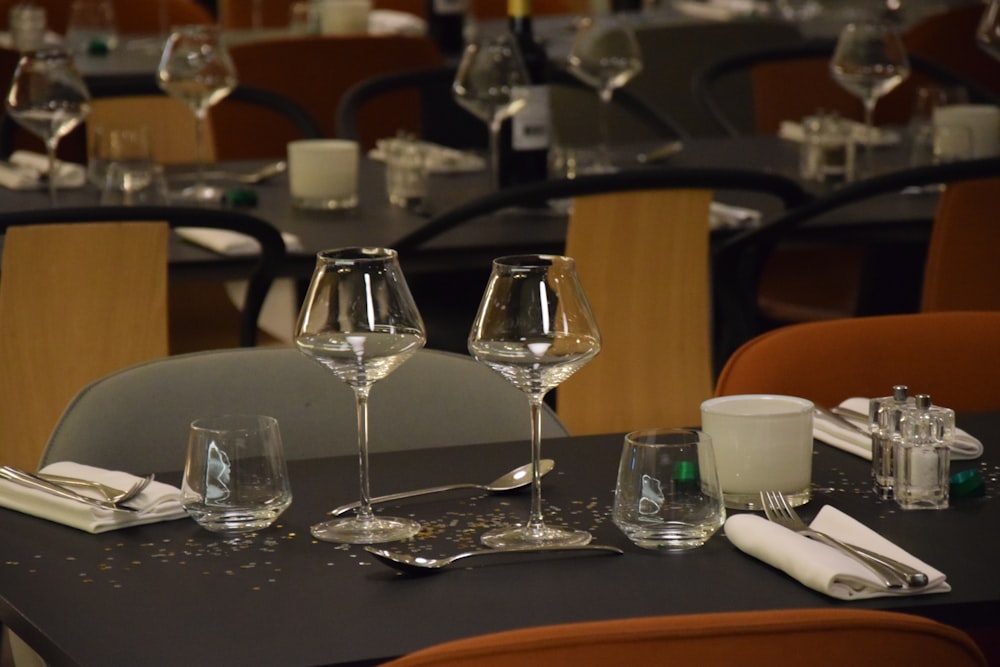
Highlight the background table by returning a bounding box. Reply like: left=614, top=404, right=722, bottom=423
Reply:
left=1, top=415, right=997, bottom=667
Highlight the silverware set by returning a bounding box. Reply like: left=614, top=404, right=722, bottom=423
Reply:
left=0, top=466, right=154, bottom=512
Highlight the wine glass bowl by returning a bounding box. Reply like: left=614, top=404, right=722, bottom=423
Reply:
left=5, top=48, right=91, bottom=206
left=156, top=24, right=237, bottom=203
left=469, top=255, right=601, bottom=548
left=295, top=247, right=426, bottom=544
left=829, top=20, right=910, bottom=172
left=977, top=0, right=1000, bottom=62
left=566, top=15, right=643, bottom=172
left=453, top=32, right=531, bottom=191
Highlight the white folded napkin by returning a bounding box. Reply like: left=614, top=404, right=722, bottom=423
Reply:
left=709, top=201, right=761, bottom=230
left=0, top=462, right=187, bottom=534
left=0, top=161, right=41, bottom=190
left=814, top=397, right=984, bottom=461
left=368, top=9, right=426, bottom=36
left=7, top=150, right=87, bottom=188
left=176, top=228, right=304, bottom=256
left=778, top=120, right=901, bottom=147
left=369, top=140, right=486, bottom=174
left=672, top=0, right=770, bottom=20
left=725, top=507, right=950, bottom=600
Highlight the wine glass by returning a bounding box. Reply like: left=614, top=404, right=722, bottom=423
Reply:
left=566, top=15, right=643, bottom=173
left=5, top=48, right=91, bottom=206
left=976, top=0, right=1000, bottom=62
left=156, top=24, right=237, bottom=203
left=468, top=255, right=601, bottom=548
left=453, top=31, right=531, bottom=191
left=295, top=247, right=427, bottom=544
left=829, top=20, right=910, bottom=173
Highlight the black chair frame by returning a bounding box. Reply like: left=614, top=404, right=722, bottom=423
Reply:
left=0, top=205, right=287, bottom=347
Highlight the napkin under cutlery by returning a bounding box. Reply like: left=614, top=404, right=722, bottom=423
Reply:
left=368, top=9, right=426, bottom=36
left=369, top=140, right=486, bottom=174
left=725, top=506, right=949, bottom=600
left=0, top=462, right=186, bottom=533
left=672, top=0, right=771, bottom=21
left=709, top=201, right=761, bottom=229
left=778, top=120, right=901, bottom=147
left=813, top=397, right=984, bottom=461
left=175, top=228, right=304, bottom=256
left=0, top=150, right=87, bottom=190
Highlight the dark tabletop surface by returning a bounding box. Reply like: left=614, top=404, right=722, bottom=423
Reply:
left=1, top=413, right=997, bottom=667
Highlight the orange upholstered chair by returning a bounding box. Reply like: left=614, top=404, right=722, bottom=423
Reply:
left=379, top=608, right=986, bottom=667
left=714, top=311, right=1000, bottom=412
left=0, top=0, right=211, bottom=34
left=921, top=177, right=1000, bottom=312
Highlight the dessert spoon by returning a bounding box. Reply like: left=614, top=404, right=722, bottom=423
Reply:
left=328, top=460, right=555, bottom=516
left=365, top=544, right=623, bottom=574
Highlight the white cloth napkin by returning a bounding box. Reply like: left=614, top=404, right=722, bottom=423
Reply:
left=368, top=10, right=426, bottom=36
left=778, top=120, right=901, bottom=147
left=672, top=0, right=770, bottom=21
left=0, top=462, right=187, bottom=534
left=709, top=201, right=761, bottom=230
left=369, top=140, right=486, bottom=173
left=725, top=507, right=949, bottom=600
left=4, top=150, right=87, bottom=189
left=0, top=161, right=41, bottom=190
left=176, top=228, right=304, bottom=256
left=814, top=397, right=984, bottom=461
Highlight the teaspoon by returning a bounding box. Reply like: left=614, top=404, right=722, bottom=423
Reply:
left=365, top=544, right=623, bottom=574
left=328, top=460, right=555, bottom=516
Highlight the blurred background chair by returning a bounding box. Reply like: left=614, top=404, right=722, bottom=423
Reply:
left=217, top=0, right=427, bottom=29
left=714, top=311, right=1000, bottom=413
left=39, top=347, right=569, bottom=474
left=379, top=608, right=986, bottom=667
left=222, top=34, right=444, bottom=154
left=0, top=0, right=212, bottom=34
left=395, top=167, right=807, bottom=433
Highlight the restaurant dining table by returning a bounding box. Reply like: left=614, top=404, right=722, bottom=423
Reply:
left=1, top=413, right=997, bottom=667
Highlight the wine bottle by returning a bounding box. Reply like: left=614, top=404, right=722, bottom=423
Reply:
left=426, top=0, right=467, bottom=55
left=498, top=0, right=551, bottom=189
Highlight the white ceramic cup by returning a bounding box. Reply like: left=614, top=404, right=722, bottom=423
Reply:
left=932, top=104, right=1000, bottom=158
left=318, top=0, right=370, bottom=35
left=287, top=139, right=359, bottom=210
left=700, top=394, right=814, bottom=510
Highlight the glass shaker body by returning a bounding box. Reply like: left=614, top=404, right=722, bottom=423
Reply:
left=893, top=395, right=953, bottom=510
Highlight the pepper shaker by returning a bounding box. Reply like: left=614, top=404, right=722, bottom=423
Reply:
left=893, top=394, right=953, bottom=510
left=869, top=384, right=910, bottom=499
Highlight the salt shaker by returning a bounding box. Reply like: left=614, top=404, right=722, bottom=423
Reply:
left=893, top=394, right=953, bottom=510
left=869, top=384, right=910, bottom=499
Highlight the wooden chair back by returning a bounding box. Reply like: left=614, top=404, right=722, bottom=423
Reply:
left=714, top=311, right=1000, bottom=413
left=86, top=95, right=212, bottom=164
left=558, top=188, right=715, bottom=434
left=0, top=222, right=169, bottom=471
left=922, top=177, right=1000, bottom=311
left=379, top=608, right=986, bottom=667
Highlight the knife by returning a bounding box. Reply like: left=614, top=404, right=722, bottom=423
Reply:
left=0, top=466, right=134, bottom=512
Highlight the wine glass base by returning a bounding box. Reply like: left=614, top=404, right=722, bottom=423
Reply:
left=170, top=182, right=226, bottom=204
left=310, top=516, right=421, bottom=544
left=481, top=523, right=592, bottom=549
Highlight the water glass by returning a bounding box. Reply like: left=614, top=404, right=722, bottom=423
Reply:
left=612, top=428, right=726, bottom=551
left=383, top=137, right=427, bottom=208
left=182, top=415, right=293, bottom=534
left=287, top=139, right=359, bottom=209
left=8, top=4, right=47, bottom=53
left=700, top=394, right=814, bottom=510
left=317, top=0, right=370, bottom=35
left=799, top=114, right=856, bottom=184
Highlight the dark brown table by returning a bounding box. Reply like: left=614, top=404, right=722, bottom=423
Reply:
left=1, top=414, right=997, bottom=667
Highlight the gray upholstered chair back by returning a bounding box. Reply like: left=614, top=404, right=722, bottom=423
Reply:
left=41, top=347, right=569, bottom=474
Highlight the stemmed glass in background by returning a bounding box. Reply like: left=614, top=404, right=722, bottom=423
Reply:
left=295, top=248, right=427, bottom=544
left=976, top=0, right=1000, bottom=62
left=468, top=255, right=601, bottom=548
left=156, top=24, right=237, bottom=203
left=5, top=48, right=91, bottom=206
left=566, top=15, right=643, bottom=172
left=453, top=32, right=531, bottom=191
left=829, top=20, right=910, bottom=173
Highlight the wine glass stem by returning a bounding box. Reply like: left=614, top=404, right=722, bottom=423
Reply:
left=44, top=138, right=58, bottom=206
left=598, top=89, right=613, bottom=168
left=194, top=107, right=209, bottom=192
left=526, top=394, right=546, bottom=533
left=862, top=98, right=876, bottom=175
left=353, top=385, right=374, bottom=521
left=488, top=118, right=502, bottom=192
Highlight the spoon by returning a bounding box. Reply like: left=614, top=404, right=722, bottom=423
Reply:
left=364, top=544, right=623, bottom=574
left=637, top=140, right=684, bottom=164
left=174, top=160, right=287, bottom=185
left=328, top=460, right=555, bottom=516
left=39, top=472, right=155, bottom=506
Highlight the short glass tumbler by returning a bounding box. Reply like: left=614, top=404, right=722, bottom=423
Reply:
left=182, top=415, right=293, bottom=534
left=612, top=428, right=726, bottom=551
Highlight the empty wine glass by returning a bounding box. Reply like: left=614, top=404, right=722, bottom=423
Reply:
left=295, top=247, right=426, bottom=544
left=453, top=31, right=531, bottom=191
left=468, top=255, right=601, bottom=548
left=5, top=48, right=91, bottom=206
left=830, top=20, right=910, bottom=174
left=976, top=0, right=1000, bottom=62
left=566, top=15, right=643, bottom=172
left=156, top=24, right=237, bottom=203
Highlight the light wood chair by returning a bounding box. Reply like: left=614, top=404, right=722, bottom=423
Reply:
left=0, top=222, right=169, bottom=472
left=380, top=608, right=987, bottom=667
left=921, top=177, right=1000, bottom=312
left=86, top=96, right=211, bottom=165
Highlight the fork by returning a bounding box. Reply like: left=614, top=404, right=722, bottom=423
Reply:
left=759, top=490, right=929, bottom=589
left=39, top=473, right=154, bottom=507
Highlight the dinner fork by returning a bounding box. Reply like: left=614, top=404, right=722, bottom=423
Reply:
left=759, top=490, right=929, bottom=589
left=39, top=473, right=154, bottom=506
